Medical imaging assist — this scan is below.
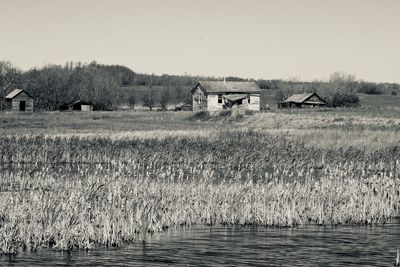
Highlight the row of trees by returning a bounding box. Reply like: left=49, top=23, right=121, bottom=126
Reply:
left=127, top=86, right=193, bottom=110
left=1, top=60, right=399, bottom=111
left=0, top=60, right=205, bottom=111
left=0, top=61, right=122, bottom=110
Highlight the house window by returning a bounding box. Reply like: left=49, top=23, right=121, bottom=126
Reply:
left=218, top=94, right=223, bottom=103
left=248, top=97, right=251, bottom=104
left=238, top=99, right=243, bottom=105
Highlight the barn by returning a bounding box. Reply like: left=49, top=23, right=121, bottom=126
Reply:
left=67, top=100, right=93, bottom=111
left=278, top=93, right=326, bottom=108
left=5, top=89, right=34, bottom=112
left=191, top=80, right=260, bottom=111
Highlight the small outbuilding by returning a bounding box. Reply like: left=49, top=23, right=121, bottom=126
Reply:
left=174, top=102, right=192, bottom=111
left=5, top=89, right=34, bottom=112
left=192, top=80, right=261, bottom=111
left=67, top=100, right=93, bottom=111
left=278, top=93, right=326, bottom=108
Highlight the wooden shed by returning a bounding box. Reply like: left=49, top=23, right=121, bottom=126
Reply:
left=5, top=89, right=34, bottom=112
left=67, top=100, right=93, bottom=111
left=278, top=93, right=326, bottom=108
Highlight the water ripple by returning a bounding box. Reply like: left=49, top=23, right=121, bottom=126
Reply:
left=2, top=222, right=400, bottom=266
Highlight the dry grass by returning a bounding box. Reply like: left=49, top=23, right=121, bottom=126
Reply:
left=0, top=165, right=398, bottom=254
left=0, top=110, right=399, bottom=254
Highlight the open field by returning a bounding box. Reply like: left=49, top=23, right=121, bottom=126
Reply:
left=0, top=101, right=399, bottom=254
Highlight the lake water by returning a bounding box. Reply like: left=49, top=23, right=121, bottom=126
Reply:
left=2, top=222, right=400, bottom=267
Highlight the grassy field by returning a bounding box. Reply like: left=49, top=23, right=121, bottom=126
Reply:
left=0, top=96, right=399, bottom=254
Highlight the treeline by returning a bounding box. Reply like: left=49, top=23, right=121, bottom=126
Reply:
left=0, top=60, right=214, bottom=110
left=1, top=60, right=399, bottom=111
left=1, top=61, right=123, bottom=110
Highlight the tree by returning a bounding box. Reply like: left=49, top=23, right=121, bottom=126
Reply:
left=358, top=82, right=382, bottom=95
left=160, top=88, right=170, bottom=111
left=274, top=78, right=300, bottom=101
left=128, top=94, right=136, bottom=109
left=142, top=88, right=154, bottom=110
left=322, top=72, right=360, bottom=107
left=22, top=65, right=71, bottom=111
left=174, top=86, right=184, bottom=103
left=0, top=61, right=21, bottom=109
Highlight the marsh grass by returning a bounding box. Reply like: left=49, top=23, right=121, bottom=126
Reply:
left=0, top=166, right=398, bottom=254
left=0, top=132, right=398, bottom=180
left=0, top=130, right=399, bottom=254
left=0, top=110, right=399, bottom=254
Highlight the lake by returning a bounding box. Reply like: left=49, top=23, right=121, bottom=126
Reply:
left=2, top=222, right=400, bottom=266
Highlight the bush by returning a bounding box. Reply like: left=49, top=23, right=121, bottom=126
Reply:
left=191, top=111, right=209, bottom=120
left=391, top=90, right=398, bottom=96
left=358, top=83, right=382, bottom=95
left=331, top=93, right=360, bottom=107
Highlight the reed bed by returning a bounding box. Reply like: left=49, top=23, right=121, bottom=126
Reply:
left=0, top=129, right=399, bottom=254
left=0, top=167, right=399, bottom=254
left=0, top=131, right=399, bottom=180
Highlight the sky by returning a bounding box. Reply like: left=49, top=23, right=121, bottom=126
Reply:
left=0, top=0, right=399, bottom=83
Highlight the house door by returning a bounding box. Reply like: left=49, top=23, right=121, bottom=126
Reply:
left=19, top=101, right=26, bottom=111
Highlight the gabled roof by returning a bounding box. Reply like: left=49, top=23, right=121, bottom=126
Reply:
left=283, top=93, right=325, bottom=104
left=193, top=81, right=260, bottom=94
left=5, top=89, right=33, bottom=99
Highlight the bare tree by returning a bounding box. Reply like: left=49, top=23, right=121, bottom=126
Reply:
left=174, top=86, right=183, bottom=103
left=160, top=88, right=170, bottom=111
left=142, top=88, right=154, bottom=110
left=0, top=61, right=20, bottom=109
left=128, top=94, right=136, bottom=109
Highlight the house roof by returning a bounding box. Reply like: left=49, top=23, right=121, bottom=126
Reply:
left=194, top=81, right=260, bottom=94
left=5, top=89, right=33, bottom=99
left=67, top=100, right=92, bottom=107
left=283, top=93, right=326, bottom=104
left=223, top=94, right=248, bottom=102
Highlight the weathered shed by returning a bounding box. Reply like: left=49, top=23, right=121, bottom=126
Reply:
left=191, top=81, right=261, bottom=111
left=278, top=93, right=326, bottom=108
left=5, top=89, right=34, bottom=112
left=67, top=100, right=93, bottom=111
left=174, top=102, right=192, bottom=111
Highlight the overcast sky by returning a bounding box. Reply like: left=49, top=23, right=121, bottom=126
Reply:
left=1, top=0, right=399, bottom=82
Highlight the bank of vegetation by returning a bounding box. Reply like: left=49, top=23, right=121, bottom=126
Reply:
left=1, top=61, right=399, bottom=111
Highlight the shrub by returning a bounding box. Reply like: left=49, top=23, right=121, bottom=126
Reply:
left=358, top=83, right=382, bottom=95
left=190, top=110, right=210, bottom=121
left=331, top=93, right=360, bottom=107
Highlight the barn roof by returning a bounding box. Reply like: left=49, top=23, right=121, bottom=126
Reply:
left=5, top=89, right=33, bottom=99
left=283, top=93, right=325, bottom=104
left=194, top=81, right=260, bottom=94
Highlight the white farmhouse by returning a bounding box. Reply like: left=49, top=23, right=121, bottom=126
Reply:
left=191, top=80, right=260, bottom=111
